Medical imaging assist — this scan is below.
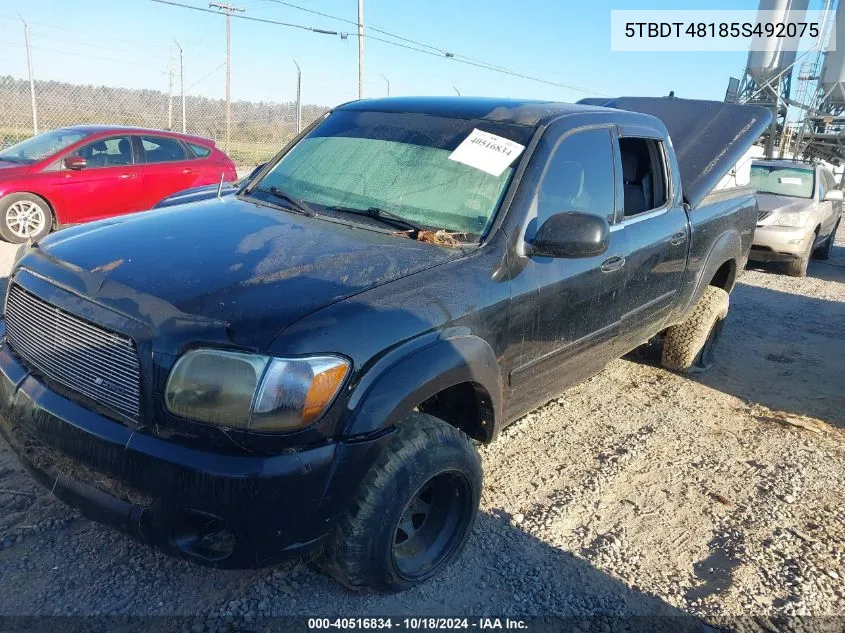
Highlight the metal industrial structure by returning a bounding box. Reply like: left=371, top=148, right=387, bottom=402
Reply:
left=728, top=0, right=845, bottom=164
left=727, top=0, right=811, bottom=157
left=791, top=0, right=845, bottom=162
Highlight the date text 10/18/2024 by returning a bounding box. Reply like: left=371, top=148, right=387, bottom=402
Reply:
left=307, top=618, right=529, bottom=630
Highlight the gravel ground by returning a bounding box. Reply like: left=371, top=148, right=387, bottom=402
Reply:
left=0, top=225, right=843, bottom=625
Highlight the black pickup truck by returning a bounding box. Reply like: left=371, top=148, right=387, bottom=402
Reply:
left=0, top=96, right=769, bottom=591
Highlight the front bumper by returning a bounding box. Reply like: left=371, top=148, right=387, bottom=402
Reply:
left=750, top=225, right=814, bottom=262
left=0, top=339, right=387, bottom=569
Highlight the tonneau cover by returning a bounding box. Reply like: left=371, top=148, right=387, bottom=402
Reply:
left=577, top=97, right=772, bottom=209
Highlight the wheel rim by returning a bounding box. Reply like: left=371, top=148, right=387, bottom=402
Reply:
left=391, top=471, right=473, bottom=581
left=5, top=200, right=46, bottom=239
left=695, top=317, right=724, bottom=370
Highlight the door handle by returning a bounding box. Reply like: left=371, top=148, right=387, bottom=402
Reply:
left=600, top=256, right=625, bottom=272
left=119, top=173, right=136, bottom=179
left=670, top=231, right=686, bottom=245
left=182, top=168, right=194, bottom=174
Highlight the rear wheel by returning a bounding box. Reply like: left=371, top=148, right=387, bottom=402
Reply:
left=321, top=412, right=482, bottom=592
left=0, top=193, right=53, bottom=243
left=813, top=220, right=839, bottom=261
left=661, top=286, right=729, bottom=373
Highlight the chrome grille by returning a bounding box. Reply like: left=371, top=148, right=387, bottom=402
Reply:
left=5, top=284, right=141, bottom=420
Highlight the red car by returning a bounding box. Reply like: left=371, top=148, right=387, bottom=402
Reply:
left=0, top=126, right=237, bottom=243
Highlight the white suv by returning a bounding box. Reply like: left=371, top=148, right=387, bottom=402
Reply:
left=749, top=160, right=842, bottom=277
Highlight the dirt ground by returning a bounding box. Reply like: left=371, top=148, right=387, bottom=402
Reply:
left=0, top=226, right=843, bottom=626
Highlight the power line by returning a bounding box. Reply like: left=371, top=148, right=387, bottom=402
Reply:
left=146, top=0, right=608, bottom=96
left=148, top=0, right=341, bottom=35
left=362, top=33, right=609, bottom=96
left=0, top=14, right=173, bottom=52
left=256, top=0, right=605, bottom=95
left=0, top=38, right=166, bottom=68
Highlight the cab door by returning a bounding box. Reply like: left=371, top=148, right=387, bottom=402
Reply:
left=612, top=128, right=688, bottom=354
left=59, top=135, right=144, bottom=223
left=506, top=124, right=628, bottom=412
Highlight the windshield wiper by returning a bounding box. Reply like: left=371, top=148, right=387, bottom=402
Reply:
left=252, top=186, right=317, bottom=217
left=326, top=205, right=423, bottom=236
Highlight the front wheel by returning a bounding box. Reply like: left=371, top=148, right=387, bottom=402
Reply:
left=786, top=234, right=815, bottom=277
left=321, top=412, right=482, bottom=592
left=0, top=193, right=53, bottom=243
left=813, top=220, right=839, bottom=261
left=661, top=286, right=729, bottom=373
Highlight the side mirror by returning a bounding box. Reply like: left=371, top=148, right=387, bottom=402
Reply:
left=824, top=189, right=843, bottom=202
left=64, top=155, right=87, bottom=170
left=528, top=212, right=610, bottom=258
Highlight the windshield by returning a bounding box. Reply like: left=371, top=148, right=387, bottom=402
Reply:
left=0, top=129, right=89, bottom=164
left=253, top=110, right=534, bottom=237
left=750, top=165, right=815, bottom=199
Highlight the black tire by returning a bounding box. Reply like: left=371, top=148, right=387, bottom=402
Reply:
left=0, top=193, right=53, bottom=244
left=813, top=220, right=839, bottom=261
left=661, top=286, right=729, bottom=374
left=321, top=412, right=482, bottom=592
left=786, top=233, right=815, bottom=277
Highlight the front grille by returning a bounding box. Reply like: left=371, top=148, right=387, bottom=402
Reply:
left=5, top=284, right=141, bottom=420
left=758, top=209, right=773, bottom=221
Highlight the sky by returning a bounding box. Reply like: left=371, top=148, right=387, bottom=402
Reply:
left=0, top=0, right=798, bottom=108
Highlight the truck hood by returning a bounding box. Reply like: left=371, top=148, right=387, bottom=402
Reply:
left=27, top=197, right=463, bottom=349
left=577, top=96, right=772, bottom=209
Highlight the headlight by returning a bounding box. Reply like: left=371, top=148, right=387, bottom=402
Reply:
left=165, top=349, right=349, bottom=432
left=774, top=211, right=810, bottom=228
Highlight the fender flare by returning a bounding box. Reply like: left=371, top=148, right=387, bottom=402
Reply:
left=683, top=230, right=742, bottom=315
left=344, top=335, right=503, bottom=439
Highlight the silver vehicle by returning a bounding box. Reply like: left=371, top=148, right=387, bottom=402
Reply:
left=749, top=159, right=842, bottom=276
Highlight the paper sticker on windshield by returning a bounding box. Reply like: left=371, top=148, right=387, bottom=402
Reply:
left=448, top=129, right=525, bottom=176
left=779, top=177, right=803, bottom=185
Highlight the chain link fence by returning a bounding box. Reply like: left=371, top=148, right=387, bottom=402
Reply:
left=0, top=75, right=331, bottom=168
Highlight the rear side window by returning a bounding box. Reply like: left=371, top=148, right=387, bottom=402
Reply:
left=141, top=136, right=187, bottom=163
left=536, top=128, right=616, bottom=225
left=187, top=142, right=212, bottom=158
left=619, top=137, right=668, bottom=217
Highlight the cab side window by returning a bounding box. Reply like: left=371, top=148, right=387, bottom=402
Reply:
left=141, top=136, right=187, bottom=164
left=74, top=136, right=133, bottom=168
left=619, top=137, right=668, bottom=217
left=536, top=128, right=615, bottom=225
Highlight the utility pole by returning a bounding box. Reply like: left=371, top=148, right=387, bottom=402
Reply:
left=17, top=12, right=38, bottom=134
left=209, top=2, right=245, bottom=151
left=293, top=59, right=302, bottom=133
left=357, top=0, right=364, bottom=99
left=380, top=73, right=389, bottom=96
left=176, top=40, right=186, bottom=133
left=167, top=46, right=174, bottom=130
